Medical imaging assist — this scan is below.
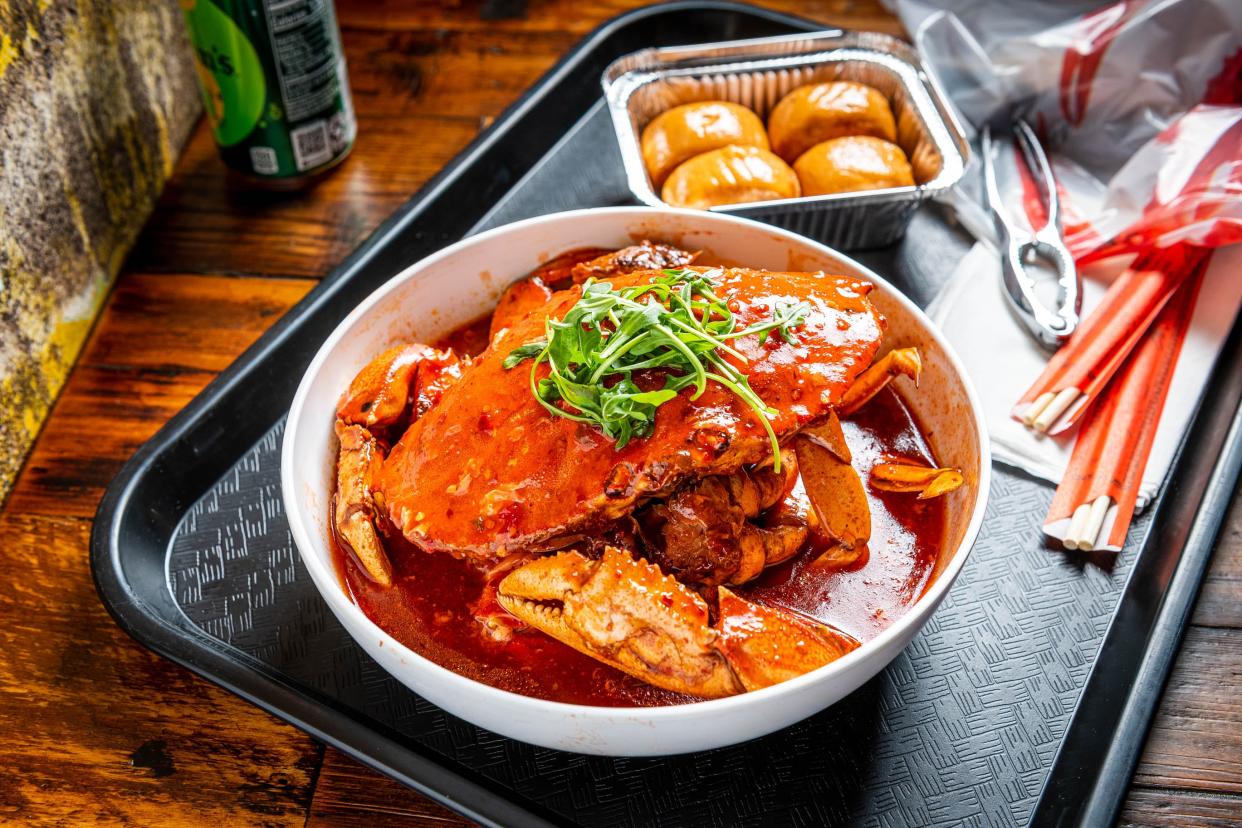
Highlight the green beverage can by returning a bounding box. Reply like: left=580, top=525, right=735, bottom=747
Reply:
left=180, top=0, right=355, bottom=184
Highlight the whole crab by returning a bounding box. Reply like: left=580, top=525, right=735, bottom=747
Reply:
left=333, top=244, right=921, bottom=698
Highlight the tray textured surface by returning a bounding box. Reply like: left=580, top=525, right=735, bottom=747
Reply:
left=165, top=102, right=1148, bottom=826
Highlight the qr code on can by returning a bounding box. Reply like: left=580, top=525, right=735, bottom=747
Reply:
left=291, top=121, right=333, bottom=171
left=249, top=146, right=279, bottom=175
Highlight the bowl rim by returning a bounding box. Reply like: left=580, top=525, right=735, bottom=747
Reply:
left=281, top=205, right=991, bottom=721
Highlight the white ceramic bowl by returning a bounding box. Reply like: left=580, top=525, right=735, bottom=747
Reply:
left=282, top=207, right=989, bottom=756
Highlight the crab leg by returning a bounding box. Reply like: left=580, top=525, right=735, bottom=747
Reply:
left=835, top=347, right=921, bottom=416
left=489, top=276, right=553, bottom=343
left=870, top=460, right=965, bottom=499
left=795, top=411, right=871, bottom=566
left=568, top=241, right=698, bottom=284
left=334, top=422, right=392, bottom=586
left=334, top=344, right=463, bottom=586
left=733, top=521, right=807, bottom=584
left=759, top=492, right=815, bottom=570
left=639, top=450, right=806, bottom=587
left=497, top=547, right=859, bottom=698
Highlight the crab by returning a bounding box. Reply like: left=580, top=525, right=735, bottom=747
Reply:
left=332, top=244, right=925, bottom=698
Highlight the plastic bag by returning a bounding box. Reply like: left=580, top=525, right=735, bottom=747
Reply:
left=889, top=0, right=1242, bottom=261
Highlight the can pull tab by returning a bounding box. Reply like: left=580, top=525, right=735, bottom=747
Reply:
left=982, top=121, right=1081, bottom=351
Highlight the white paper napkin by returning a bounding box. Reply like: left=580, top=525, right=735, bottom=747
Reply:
left=928, top=242, right=1242, bottom=510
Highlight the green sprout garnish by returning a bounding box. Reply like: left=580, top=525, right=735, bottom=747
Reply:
left=503, top=268, right=810, bottom=470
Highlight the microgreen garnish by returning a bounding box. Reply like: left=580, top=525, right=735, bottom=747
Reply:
left=503, top=268, right=810, bottom=469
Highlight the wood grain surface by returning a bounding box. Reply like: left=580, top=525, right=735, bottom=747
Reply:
left=1, top=1, right=1238, bottom=825
left=0, top=0, right=200, bottom=505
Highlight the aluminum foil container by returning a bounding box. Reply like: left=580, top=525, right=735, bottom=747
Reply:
left=602, top=31, right=969, bottom=250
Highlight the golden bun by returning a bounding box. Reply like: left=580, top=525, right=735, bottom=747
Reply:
left=793, top=136, right=914, bottom=196
left=768, top=82, right=897, bottom=163
left=641, top=101, right=768, bottom=187
left=661, top=145, right=800, bottom=209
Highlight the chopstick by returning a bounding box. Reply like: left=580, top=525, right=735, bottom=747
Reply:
left=1045, top=253, right=1208, bottom=551
left=1013, top=243, right=1208, bottom=435
left=1064, top=495, right=1112, bottom=551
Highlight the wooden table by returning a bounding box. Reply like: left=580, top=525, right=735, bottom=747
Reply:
left=2, top=2, right=1238, bottom=824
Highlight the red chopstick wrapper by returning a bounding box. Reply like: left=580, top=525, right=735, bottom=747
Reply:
left=1043, top=252, right=1208, bottom=552
left=1011, top=243, right=1208, bottom=435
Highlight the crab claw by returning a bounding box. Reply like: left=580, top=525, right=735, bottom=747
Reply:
left=870, top=460, right=965, bottom=499
left=498, top=547, right=859, bottom=698
left=497, top=547, right=744, bottom=698
left=338, top=344, right=432, bottom=430
left=337, top=344, right=462, bottom=432
left=334, top=422, right=392, bottom=586
left=715, top=588, right=860, bottom=692
left=836, top=347, right=922, bottom=416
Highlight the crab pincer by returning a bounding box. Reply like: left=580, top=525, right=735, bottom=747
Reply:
left=714, top=587, right=859, bottom=691
left=496, top=546, right=859, bottom=698
left=337, top=344, right=435, bottom=430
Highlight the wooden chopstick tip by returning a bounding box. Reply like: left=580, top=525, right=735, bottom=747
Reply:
left=1032, top=387, right=1082, bottom=433
left=1063, top=501, right=1092, bottom=550
left=1060, top=495, right=1114, bottom=551
left=1022, top=391, right=1056, bottom=426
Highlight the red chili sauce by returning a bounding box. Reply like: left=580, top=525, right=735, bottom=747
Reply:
left=334, top=257, right=947, bottom=707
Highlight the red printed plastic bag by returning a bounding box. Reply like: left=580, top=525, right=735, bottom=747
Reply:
left=889, top=0, right=1242, bottom=260
left=1079, top=105, right=1242, bottom=262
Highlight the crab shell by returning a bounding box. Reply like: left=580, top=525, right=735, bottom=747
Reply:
left=376, top=267, right=885, bottom=560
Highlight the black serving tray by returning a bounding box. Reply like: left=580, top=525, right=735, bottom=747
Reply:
left=92, top=4, right=1242, bottom=827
